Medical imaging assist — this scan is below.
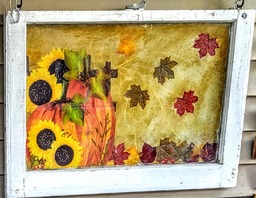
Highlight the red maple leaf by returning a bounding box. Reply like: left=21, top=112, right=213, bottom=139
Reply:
left=193, top=33, right=219, bottom=58
left=174, top=91, right=198, bottom=116
left=109, top=143, right=130, bottom=165
left=200, top=142, right=217, bottom=162
left=140, top=143, right=156, bottom=163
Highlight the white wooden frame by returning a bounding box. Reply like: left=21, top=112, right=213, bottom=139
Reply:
left=4, top=10, right=255, bottom=197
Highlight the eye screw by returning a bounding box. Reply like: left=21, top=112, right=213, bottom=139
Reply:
left=242, top=13, right=247, bottom=19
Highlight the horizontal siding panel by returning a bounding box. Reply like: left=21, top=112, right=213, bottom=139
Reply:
left=0, top=104, right=3, bottom=140
left=240, top=131, right=256, bottom=164
left=252, top=24, right=256, bottom=60
left=248, top=61, right=256, bottom=96
left=3, top=0, right=219, bottom=11
left=0, top=66, right=3, bottom=103
left=0, top=0, right=255, bottom=14
left=220, top=0, right=256, bottom=10
left=0, top=65, right=2, bottom=103
left=0, top=25, right=2, bottom=65
left=0, top=141, right=3, bottom=175
left=0, top=15, right=2, bottom=25
left=0, top=175, right=3, bottom=198
left=243, top=97, right=256, bottom=131
left=0, top=0, right=254, bottom=12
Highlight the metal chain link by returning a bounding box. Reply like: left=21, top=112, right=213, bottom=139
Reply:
left=233, top=0, right=245, bottom=10
left=9, top=0, right=22, bottom=23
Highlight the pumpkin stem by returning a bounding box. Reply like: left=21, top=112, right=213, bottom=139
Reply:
left=83, top=55, right=90, bottom=81
left=83, top=55, right=97, bottom=82
left=60, top=79, right=69, bottom=101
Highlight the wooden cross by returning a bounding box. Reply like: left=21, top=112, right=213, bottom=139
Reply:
left=84, top=55, right=118, bottom=79
left=84, top=55, right=118, bottom=110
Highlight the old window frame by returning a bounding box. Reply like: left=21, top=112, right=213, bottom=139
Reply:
left=4, top=10, right=255, bottom=197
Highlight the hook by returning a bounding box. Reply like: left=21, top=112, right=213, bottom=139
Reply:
left=11, top=8, right=20, bottom=23
left=125, top=0, right=146, bottom=10
left=234, top=0, right=244, bottom=10
left=17, top=0, right=22, bottom=10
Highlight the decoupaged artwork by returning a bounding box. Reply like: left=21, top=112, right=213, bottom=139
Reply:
left=26, top=24, right=229, bottom=169
left=5, top=10, right=255, bottom=197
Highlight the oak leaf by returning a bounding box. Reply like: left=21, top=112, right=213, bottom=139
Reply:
left=153, top=57, right=178, bottom=85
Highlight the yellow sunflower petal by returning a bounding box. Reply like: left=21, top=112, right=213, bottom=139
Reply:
left=38, top=48, right=64, bottom=70
left=44, top=136, right=83, bottom=169
left=27, top=120, right=63, bottom=160
left=26, top=68, right=62, bottom=113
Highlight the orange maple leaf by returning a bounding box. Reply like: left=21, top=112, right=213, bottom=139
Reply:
left=116, top=37, right=137, bottom=57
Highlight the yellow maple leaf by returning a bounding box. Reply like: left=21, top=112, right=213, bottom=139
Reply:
left=124, top=146, right=140, bottom=165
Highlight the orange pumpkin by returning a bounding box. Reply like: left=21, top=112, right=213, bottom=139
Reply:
left=66, top=79, right=116, bottom=165
left=27, top=79, right=116, bottom=167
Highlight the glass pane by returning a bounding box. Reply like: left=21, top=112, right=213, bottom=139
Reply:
left=26, top=24, right=229, bottom=170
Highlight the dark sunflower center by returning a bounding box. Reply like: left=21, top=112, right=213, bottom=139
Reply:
left=55, top=145, right=74, bottom=166
left=36, top=128, right=56, bottom=150
left=29, top=79, right=53, bottom=105
left=49, top=59, right=69, bottom=83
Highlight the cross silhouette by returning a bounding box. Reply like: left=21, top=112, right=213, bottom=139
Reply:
left=84, top=55, right=118, bottom=79
left=84, top=55, right=118, bottom=110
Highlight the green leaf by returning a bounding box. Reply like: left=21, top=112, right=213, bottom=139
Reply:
left=72, top=93, right=86, bottom=104
left=90, top=69, right=109, bottom=100
left=64, top=49, right=86, bottom=80
left=62, top=94, right=85, bottom=126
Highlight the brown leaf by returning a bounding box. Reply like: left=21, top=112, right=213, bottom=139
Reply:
left=156, top=138, right=195, bottom=163
left=124, top=84, right=150, bottom=109
left=153, top=57, right=178, bottom=85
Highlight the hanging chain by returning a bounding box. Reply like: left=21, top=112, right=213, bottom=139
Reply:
left=9, top=0, right=22, bottom=23
left=233, top=0, right=245, bottom=10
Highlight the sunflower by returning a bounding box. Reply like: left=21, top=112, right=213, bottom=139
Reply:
left=27, top=120, right=63, bottom=160
left=45, top=136, right=83, bottom=169
left=38, top=48, right=64, bottom=70
left=26, top=68, right=62, bottom=113
left=38, top=48, right=69, bottom=83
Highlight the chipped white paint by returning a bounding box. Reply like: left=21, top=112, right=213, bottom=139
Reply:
left=4, top=10, right=255, bottom=197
